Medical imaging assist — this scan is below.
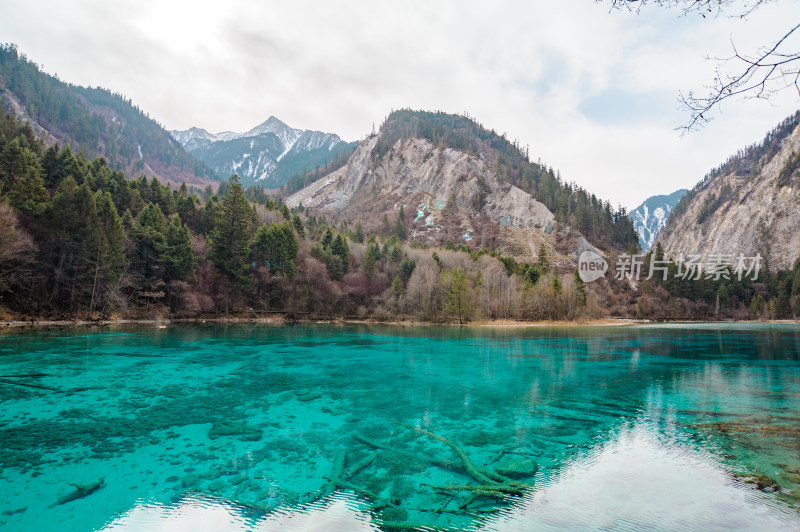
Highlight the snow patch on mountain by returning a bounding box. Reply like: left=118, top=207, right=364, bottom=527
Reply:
left=170, top=116, right=347, bottom=187
left=628, top=189, right=688, bottom=251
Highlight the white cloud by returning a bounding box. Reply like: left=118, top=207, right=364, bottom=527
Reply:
left=1, top=0, right=799, bottom=208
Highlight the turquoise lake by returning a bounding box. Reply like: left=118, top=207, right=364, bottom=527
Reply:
left=1, top=323, right=800, bottom=531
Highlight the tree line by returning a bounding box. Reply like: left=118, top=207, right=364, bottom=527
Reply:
left=0, top=107, right=598, bottom=321
left=2, top=106, right=797, bottom=323
left=610, top=243, right=800, bottom=320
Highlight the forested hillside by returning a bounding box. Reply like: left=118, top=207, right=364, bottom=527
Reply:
left=668, top=112, right=800, bottom=226
left=0, top=108, right=594, bottom=322
left=1, top=106, right=798, bottom=322
left=659, top=111, right=800, bottom=270
left=373, top=110, right=639, bottom=250
left=0, top=44, right=213, bottom=185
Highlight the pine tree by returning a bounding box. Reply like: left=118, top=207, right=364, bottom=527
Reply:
left=552, top=275, right=562, bottom=295
left=209, top=175, right=256, bottom=294
left=391, top=275, right=404, bottom=297
left=750, top=293, right=766, bottom=318
left=253, top=222, right=299, bottom=274
left=0, top=138, right=42, bottom=196
left=773, top=277, right=792, bottom=318
left=538, top=243, right=548, bottom=268
left=362, top=248, right=377, bottom=279
left=353, top=222, right=364, bottom=243
left=395, top=216, right=406, bottom=239
left=89, top=190, right=125, bottom=312
left=331, top=234, right=349, bottom=269
left=94, top=190, right=124, bottom=282
left=399, top=256, right=416, bottom=286
left=47, top=177, right=101, bottom=308
left=9, top=170, right=48, bottom=216
left=121, top=209, right=133, bottom=229
left=573, top=269, right=586, bottom=306
left=164, top=217, right=197, bottom=282
left=131, top=203, right=167, bottom=289
left=292, top=214, right=305, bottom=238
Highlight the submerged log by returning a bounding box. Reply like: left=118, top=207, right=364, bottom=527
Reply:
left=343, top=454, right=375, bottom=480
left=353, top=433, right=462, bottom=473
left=398, top=423, right=518, bottom=486
left=424, top=483, right=525, bottom=495
left=0, top=378, right=59, bottom=391
left=53, top=479, right=104, bottom=506
left=315, top=449, right=347, bottom=501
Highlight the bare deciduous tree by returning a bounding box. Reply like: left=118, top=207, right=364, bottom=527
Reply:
left=603, top=0, right=799, bottom=132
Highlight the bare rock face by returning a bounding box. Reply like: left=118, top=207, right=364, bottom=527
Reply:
left=286, top=136, right=555, bottom=242
left=658, top=119, right=800, bottom=270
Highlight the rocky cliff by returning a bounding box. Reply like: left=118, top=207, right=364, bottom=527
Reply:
left=287, top=135, right=557, bottom=249
left=286, top=109, right=638, bottom=259
left=657, top=113, right=800, bottom=270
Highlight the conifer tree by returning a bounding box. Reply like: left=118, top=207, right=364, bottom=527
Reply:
left=395, top=216, right=406, bottom=239
left=47, top=177, right=101, bottom=307
left=353, top=222, right=364, bottom=243
left=209, top=175, right=256, bottom=292
left=399, top=256, right=416, bottom=286
left=322, top=227, right=334, bottom=249
left=331, top=234, right=349, bottom=269
left=538, top=243, right=548, bottom=268
left=253, top=222, right=299, bottom=274
left=164, top=217, right=197, bottom=282
left=89, top=190, right=125, bottom=312
left=9, top=169, right=48, bottom=216
left=292, top=214, right=305, bottom=238
left=573, top=269, right=586, bottom=306
left=131, top=203, right=167, bottom=289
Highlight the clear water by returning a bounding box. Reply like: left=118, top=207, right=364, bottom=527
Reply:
left=1, top=324, right=800, bottom=531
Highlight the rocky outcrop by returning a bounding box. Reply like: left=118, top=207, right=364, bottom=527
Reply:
left=286, top=136, right=555, bottom=232
left=657, top=117, right=800, bottom=270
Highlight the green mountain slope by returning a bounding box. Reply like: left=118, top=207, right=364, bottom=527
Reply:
left=0, top=44, right=214, bottom=185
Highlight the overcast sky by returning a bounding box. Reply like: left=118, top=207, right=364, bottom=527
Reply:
left=2, top=0, right=799, bottom=209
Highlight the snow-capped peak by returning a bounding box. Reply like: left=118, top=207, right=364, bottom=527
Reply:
left=171, top=116, right=305, bottom=154
left=244, top=116, right=304, bottom=160
left=171, top=116, right=349, bottom=188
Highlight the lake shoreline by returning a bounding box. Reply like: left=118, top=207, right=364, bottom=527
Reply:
left=2, top=315, right=798, bottom=329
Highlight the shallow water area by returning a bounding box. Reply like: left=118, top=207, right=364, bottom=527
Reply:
left=1, top=323, right=800, bottom=531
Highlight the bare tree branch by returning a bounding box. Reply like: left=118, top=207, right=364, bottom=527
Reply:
left=679, top=23, right=800, bottom=132
left=600, top=0, right=798, bottom=132
left=606, top=0, right=771, bottom=18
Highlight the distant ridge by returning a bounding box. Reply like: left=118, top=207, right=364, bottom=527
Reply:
left=628, top=189, right=688, bottom=251
left=171, top=117, right=356, bottom=188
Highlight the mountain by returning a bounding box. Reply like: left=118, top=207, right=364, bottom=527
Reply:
left=657, top=112, right=800, bottom=270
left=170, top=117, right=356, bottom=188
left=0, top=44, right=214, bottom=186
left=286, top=110, right=638, bottom=257
left=628, top=189, right=688, bottom=251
